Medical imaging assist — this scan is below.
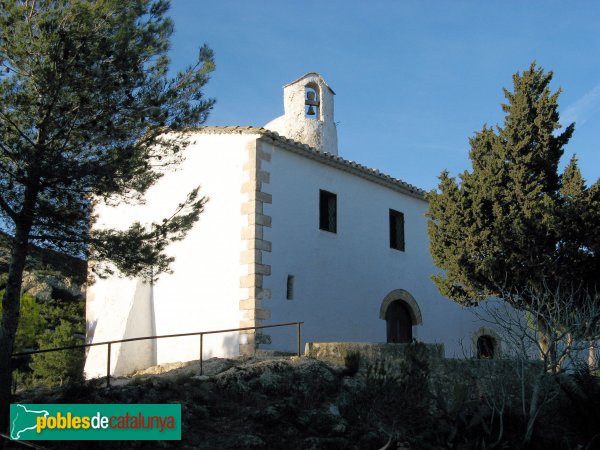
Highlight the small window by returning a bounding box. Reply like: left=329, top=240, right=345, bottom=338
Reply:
left=477, top=335, right=496, bottom=359
left=389, top=209, right=405, bottom=251
left=286, top=275, right=295, bottom=300
left=319, top=190, right=337, bottom=233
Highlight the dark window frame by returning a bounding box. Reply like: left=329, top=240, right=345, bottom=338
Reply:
left=389, top=209, right=405, bottom=251
left=319, top=190, right=337, bottom=233
left=476, top=335, right=496, bottom=359
left=286, top=275, right=295, bottom=300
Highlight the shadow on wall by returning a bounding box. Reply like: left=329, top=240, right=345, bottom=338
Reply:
left=113, top=280, right=156, bottom=376
left=85, top=319, right=97, bottom=348
left=205, top=331, right=240, bottom=359
left=153, top=330, right=242, bottom=367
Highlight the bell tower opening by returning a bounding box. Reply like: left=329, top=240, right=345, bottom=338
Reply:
left=305, top=83, right=320, bottom=119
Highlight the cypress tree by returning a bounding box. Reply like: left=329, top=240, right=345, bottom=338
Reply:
left=428, top=63, right=599, bottom=321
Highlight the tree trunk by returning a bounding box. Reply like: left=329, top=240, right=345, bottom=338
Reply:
left=537, top=317, right=557, bottom=373
left=0, top=225, right=32, bottom=432
left=0, top=184, right=37, bottom=432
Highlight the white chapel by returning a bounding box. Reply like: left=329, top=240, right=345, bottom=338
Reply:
left=84, top=73, right=498, bottom=378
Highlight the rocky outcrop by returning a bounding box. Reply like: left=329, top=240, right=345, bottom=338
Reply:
left=13, top=353, right=593, bottom=450
left=0, top=231, right=86, bottom=286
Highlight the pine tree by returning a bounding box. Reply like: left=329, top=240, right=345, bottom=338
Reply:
left=0, top=291, right=44, bottom=352
left=30, top=319, right=84, bottom=386
left=0, top=0, right=214, bottom=428
left=427, top=63, right=599, bottom=336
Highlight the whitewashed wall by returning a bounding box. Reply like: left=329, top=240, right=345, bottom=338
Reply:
left=85, top=133, right=253, bottom=378
left=265, top=73, right=338, bottom=155
left=84, top=278, right=155, bottom=378
left=260, top=141, right=490, bottom=358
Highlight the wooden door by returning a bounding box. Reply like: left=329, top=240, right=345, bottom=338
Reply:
left=385, top=301, right=412, bottom=343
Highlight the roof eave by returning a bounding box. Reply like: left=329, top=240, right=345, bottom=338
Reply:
left=191, top=126, right=426, bottom=201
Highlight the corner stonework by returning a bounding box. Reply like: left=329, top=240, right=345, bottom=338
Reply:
left=239, top=139, right=272, bottom=355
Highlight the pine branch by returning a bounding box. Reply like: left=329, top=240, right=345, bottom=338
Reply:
left=0, top=112, right=36, bottom=148
left=0, top=193, right=17, bottom=222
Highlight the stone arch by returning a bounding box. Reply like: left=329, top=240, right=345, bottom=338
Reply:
left=472, top=327, right=502, bottom=359
left=379, top=289, right=423, bottom=325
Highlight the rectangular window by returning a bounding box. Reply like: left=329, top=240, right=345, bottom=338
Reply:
left=286, top=275, right=295, bottom=300
left=389, top=209, right=405, bottom=251
left=319, top=190, right=337, bottom=233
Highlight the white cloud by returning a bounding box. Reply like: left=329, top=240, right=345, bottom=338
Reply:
left=562, top=83, right=600, bottom=126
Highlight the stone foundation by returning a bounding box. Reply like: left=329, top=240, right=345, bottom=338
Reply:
left=306, top=342, right=545, bottom=405
left=305, top=342, right=443, bottom=369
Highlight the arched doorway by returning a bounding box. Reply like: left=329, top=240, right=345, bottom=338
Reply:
left=385, top=300, right=413, bottom=343
left=380, top=289, right=422, bottom=344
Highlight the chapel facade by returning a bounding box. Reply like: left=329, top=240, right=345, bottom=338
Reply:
left=84, top=73, right=499, bottom=378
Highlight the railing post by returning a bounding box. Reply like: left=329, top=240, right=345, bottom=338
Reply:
left=297, top=322, right=301, bottom=357
left=199, top=333, right=203, bottom=375
left=106, top=342, right=111, bottom=387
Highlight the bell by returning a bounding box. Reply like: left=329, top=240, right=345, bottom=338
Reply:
left=305, top=90, right=319, bottom=116
left=305, top=92, right=319, bottom=106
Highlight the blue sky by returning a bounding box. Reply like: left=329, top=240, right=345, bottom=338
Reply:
left=168, top=0, right=600, bottom=192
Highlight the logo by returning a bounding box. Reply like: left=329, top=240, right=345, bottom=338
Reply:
left=10, top=404, right=181, bottom=440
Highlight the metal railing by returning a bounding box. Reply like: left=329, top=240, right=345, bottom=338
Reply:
left=12, top=321, right=304, bottom=388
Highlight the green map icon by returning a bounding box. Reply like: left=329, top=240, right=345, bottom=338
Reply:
left=10, top=404, right=49, bottom=440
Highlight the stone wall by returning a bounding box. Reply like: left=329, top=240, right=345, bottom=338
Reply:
left=305, top=342, right=444, bottom=372
left=306, top=342, right=546, bottom=406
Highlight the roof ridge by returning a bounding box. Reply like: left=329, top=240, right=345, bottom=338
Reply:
left=192, top=126, right=426, bottom=200
left=282, top=73, right=336, bottom=94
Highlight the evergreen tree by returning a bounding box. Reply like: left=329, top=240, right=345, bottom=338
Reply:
left=30, top=319, right=84, bottom=386
left=0, top=0, right=214, bottom=428
left=0, top=291, right=44, bottom=352
left=427, top=64, right=599, bottom=340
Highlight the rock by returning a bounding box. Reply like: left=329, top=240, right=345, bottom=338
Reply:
left=331, top=421, right=347, bottom=435
left=328, top=403, right=340, bottom=416
left=132, top=360, right=196, bottom=376
left=231, top=434, right=265, bottom=448
left=192, top=375, right=210, bottom=382
left=185, top=404, right=209, bottom=420
left=215, top=357, right=337, bottom=398
left=302, top=436, right=352, bottom=450
left=21, top=271, right=83, bottom=301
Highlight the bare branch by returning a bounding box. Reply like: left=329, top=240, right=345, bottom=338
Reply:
left=0, top=112, right=37, bottom=148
